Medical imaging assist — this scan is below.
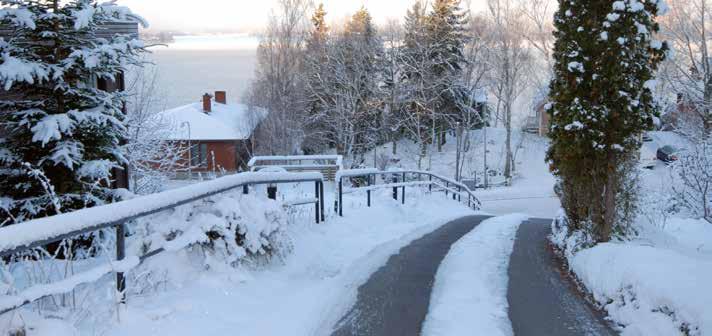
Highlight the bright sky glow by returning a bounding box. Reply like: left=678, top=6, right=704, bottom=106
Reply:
left=117, top=0, right=436, bottom=32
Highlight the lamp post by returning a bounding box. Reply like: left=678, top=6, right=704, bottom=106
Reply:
left=181, top=121, right=192, bottom=180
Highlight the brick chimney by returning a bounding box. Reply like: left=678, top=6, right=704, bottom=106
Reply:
left=202, top=93, right=212, bottom=113
left=215, top=91, right=227, bottom=104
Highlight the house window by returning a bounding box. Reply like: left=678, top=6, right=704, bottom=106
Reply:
left=191, top=143, right=208, bottom=167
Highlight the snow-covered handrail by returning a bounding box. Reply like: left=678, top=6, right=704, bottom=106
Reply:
left=336, top=168, right=380, bottom=182
left=0, top=171, right=326, bottom=314
left=341, top=181, right=433, bottom=194
left=0, top=257, right=140, bottom=314
left=335, top=170, right=482, bottom=216
left=248, top=155, right=344, bottom=171
left=0, top=172, right=323, bottom=257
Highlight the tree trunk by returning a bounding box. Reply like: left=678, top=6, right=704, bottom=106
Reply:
left=504, top=102, right=513, bottom=185
left=601, top=153, right=617, bottom=242
left=437, top=128, right=444, bottom=152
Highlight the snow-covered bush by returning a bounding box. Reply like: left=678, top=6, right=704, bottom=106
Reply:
left=550, top=209, right=595, bottom=262
left=672, top=138, right=712, bottom=223
left=129, top=191, right=292, bottom=270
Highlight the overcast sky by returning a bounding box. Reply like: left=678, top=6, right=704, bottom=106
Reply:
left=116, top=0, right=434, bottom=32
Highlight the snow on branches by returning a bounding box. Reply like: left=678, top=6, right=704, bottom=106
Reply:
left=0, top=0, right=147, bottom=224
left=547, top=0, right=668, bottom=241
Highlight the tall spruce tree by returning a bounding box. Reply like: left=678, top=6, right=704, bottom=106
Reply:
left=547, top=0, right=668, bottom=242
left=343, top=7, right=385, bottom=159
left=302, top=3, right=331, bottom=153
left=400, top=0, right=471, bottom=163
left=0, top=0, right=146, bottom=224
left=427, top=0, right=470, bottom=151
left=400, top=0, right=433, bottom=163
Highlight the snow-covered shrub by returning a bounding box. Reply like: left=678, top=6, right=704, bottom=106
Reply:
left=129, top=191, right=292, bottom=269
left=376, top=153, right=392, bottom=171
left=550, top=209, right=595, bottom=263
left=639, top=179, right=677, bottom=229
left=672, top=138, right=712, bottom=223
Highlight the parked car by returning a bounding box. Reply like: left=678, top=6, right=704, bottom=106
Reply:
left=642, top=133, right=653, bottom=142
left=656, top=145, right=682, bottom=163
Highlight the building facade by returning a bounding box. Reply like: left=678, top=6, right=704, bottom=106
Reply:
left=156, top=91, right=264, bottom=178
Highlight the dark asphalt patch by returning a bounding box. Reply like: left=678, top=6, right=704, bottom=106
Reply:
left=507, top=219, right=618, bottom=336
left=330, top=215, right=491, bottom=336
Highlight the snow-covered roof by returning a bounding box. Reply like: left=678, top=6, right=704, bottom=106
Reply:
left=156, top=102, right=266, bottom=141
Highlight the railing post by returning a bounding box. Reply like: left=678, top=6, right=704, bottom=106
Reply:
left=401, top=172, right=406, bottom=205
left=243, top=185, right=248, bottom=195
left=320, top=181, right=325, bottom=221
left=315, top=181, right=320, bottom=223
left=392, top=175, right=398, bottom=201
left=116, top=222, right=126, bottom=304
left=338, top=178, right=343, bottom=217
left=445, top=181, right=449, bottom=197
left=267, top=185, right=277, bottom=200
left=367, top=174, right=372, bottom=207
left=429, top=174, right=432, bottom=192
left=454, top=185, right=458, bottom=200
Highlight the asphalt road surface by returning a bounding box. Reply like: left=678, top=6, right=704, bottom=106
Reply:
left=330, top=215, right=490, bottom=336
left=507, top=218, right=617, bottom=336
left=329, top=216, right=617, bottom=336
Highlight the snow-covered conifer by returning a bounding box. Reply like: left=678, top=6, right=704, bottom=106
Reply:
left=0, top=0, right=146, bottom=224
left=547, top=0, right=668, bottom=241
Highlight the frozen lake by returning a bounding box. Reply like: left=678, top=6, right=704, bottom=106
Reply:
left=142, top=34, right=259, bottom=110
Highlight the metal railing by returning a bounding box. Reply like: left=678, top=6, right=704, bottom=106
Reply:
left=248, top=155, right=343, bottom=181
left=0, top=172, right=325, bottom=314
left=335, top=170, right=482, bottom=216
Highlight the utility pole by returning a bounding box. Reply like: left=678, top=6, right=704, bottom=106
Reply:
left=455, top=122, right=463, bottom=181
left=483, top=102, right=489, bottom=189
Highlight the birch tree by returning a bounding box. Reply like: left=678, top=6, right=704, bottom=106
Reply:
left=485, top=0, right=531, bottom=185
left=124, top=67, right=188, bottom=195
left=245, top=0, right=312, bottom=155
left=661, top=0, right=712, bottom=134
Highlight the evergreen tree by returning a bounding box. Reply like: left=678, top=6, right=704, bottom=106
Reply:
left=0, top=0, right=146, bottom=224
left=302, top=3, right=331, bottom=153
left=400, top=0, right=472, bottom=164
left=304, top=7, right=384, bottom=161
left=342, top=7, right=385, bottom=159
left=547, top=0, right=668, bottom=242
left=400, top=0, right=435, bottom=164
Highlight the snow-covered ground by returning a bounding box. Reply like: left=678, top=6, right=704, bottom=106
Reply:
left=368, top=128, right=561, bottom=219
left=570, top=219, right=712, bottom=335
left=423, top=214, right=527, bottom=336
